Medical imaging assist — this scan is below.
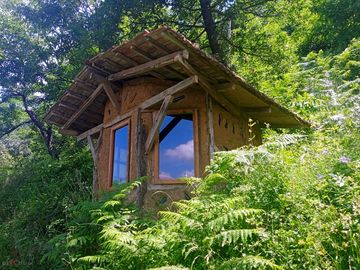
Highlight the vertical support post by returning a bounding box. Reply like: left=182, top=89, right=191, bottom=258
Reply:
left=134, top=108, right=148, bottom=209
left=87, top=129, right=103, bottom=201
left=206, top=94, right=215, bottom=158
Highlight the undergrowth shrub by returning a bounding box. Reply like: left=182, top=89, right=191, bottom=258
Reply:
left=0, top=147, right=92, bottom=269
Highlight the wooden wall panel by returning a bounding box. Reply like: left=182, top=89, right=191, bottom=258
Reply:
left=211, top=101, right=262, bottom=151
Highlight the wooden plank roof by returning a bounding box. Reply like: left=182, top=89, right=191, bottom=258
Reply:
left=44, top=26, right=310, bottom=135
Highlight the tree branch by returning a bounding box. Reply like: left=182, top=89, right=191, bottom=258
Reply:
left=0, top=120, right=32, bottom=139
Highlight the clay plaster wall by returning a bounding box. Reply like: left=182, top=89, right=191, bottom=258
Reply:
left=211, top=101, right=262, bottom=151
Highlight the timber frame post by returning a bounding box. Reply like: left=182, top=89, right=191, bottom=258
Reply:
left=86, top=129, right=103, bottom=200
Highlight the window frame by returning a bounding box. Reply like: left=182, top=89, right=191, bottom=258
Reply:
left=108, top=118, right=131, bottom=187
left=153, top=109, right=199, bottom=184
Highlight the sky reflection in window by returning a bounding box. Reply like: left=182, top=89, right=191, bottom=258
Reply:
left=159, top=114, right=194, bottom=180
left=112, top=125, right=129, bottom=184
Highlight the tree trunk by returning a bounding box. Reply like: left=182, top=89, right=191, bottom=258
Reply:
left=200, top=0, right=225, bottom=62
left=18, top=93, right=58, bottom=159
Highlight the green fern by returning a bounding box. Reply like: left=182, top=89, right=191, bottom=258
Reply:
left=218, top=256, right=283, bottom=269
left=159, top=211, right=202, bottom=228
left=77, top=254, right=106, bottom=265
left=213, top=229, right=263, bottom=246
left=148, top=266, right=190, bottom=270
left=208, top=209, right=263, bottom=231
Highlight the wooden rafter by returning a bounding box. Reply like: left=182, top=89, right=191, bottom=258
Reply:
left=177, top=57, right=242, bottom=118
left=64, top=91, right=104, bottom=112
left=75, top=79, right=98, bottom=90
left=87, top=62, right=112, bottom=75
left=102, top=81, right=121, bottom=113
left=144, top=36, right=171, bottom=54
left=114, top=51, right=165, bottom=80
left=86, top=64, right=110, bottom=76
left=145, top=95, right=174, bottom=154
left=139, top=76, right=198, bottom=110
left=61, top=83, right=104, bottom=130
left=130, top=45, right=186, bottom=79
left=108, top=50, right=189, bottom=82
left=58, top=101, right=103, bottom=117
left=77, top=124, right=103, bottom=141
left=160, top=31, right=218, bottom=85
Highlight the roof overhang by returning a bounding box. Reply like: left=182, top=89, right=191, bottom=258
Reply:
left=45, top=26, right=310, bottom=136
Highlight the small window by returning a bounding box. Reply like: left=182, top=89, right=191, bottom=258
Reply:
left=157, top=113, right=195, bottom=181
left=112, top=124, right=129, bottom=184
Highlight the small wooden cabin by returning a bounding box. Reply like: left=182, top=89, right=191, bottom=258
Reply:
left=45, top=27, right=308, bottom=209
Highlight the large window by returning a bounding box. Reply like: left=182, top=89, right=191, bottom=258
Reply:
left=155, top=112, right=197, bottom=183
left=111, top=122, right=130, bottom=184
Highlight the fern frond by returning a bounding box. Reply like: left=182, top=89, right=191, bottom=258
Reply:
left=77, top=255, right=106, bottom=265
left=218, top=256, right=282, bottom=269
left=67, top=236, right=91, bottom=247
left=214, top=229, right=262, bottom=246
left=159, top=211, right=202, bottom=228
left=148, top=266, right=190, bottom=270
left=100, top=224, right=136, bottom=246
left=182, top=242, right=199, bottom=259
left=264, top=134, right=306, bottom=149
left=208, top=209, right=262, bottom=231
left=102, top=200, right=122, bottom=208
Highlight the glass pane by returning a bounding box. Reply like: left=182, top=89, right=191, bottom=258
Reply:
left=159, top=114, right=194, bottom=180
left=112, top=124, right=129, bottom=184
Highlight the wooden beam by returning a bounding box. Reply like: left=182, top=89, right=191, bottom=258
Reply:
left=104, top=76, right=198, bottom=129
left=104, top=110, right=133, bottom=129
left=75, top=79, right=98, bottom=90
left=58, top=101, right=103, bottom=118
left=65, top=91, right=86, bottom=101
left=139, top=76, right=198, bottom=110
left=65, top=91, right=104, bottom=112
left=145, top=95, right=174, bottom=154
left=61, top=83, right=104, bottom=130
left=49, top=112, right=91, bottom=129
left=102, top=81, right=121, bottom=113
left=114, top=51, right=165, bottom=80
left=160, top=31, right=217, bottom=84
left=86, top=64, right=110, bottom=77
left=108, top=50, right=189, bottom=81
left=144, top=36, right=172, bottom=54
left=77, top=123, right=103, bottom=141
left=130, top=45, right=186, bottom=79
left=61, top=129, right=79, bottom=136
left=87, top=62, right=111, bottom=76
left=177, top=58, right=242, bottom=118
left=58, top=101, right=78, bottom=111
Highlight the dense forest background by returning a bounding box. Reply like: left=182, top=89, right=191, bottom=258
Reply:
left=0, top=0, right=359, bottom=269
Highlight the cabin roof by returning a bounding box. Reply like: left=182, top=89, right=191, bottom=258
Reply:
left=45, top=26, right=309, bottom=136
